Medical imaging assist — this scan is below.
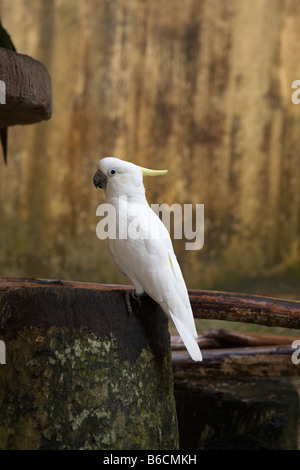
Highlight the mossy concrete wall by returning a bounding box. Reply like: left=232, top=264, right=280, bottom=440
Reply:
left=0, top=281, right=179, bottom=450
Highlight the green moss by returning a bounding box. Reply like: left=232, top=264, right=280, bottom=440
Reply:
left=0, top=326, right=178, bottom=450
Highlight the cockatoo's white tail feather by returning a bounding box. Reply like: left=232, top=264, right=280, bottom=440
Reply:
left=169, top=312, right=203, bottom=362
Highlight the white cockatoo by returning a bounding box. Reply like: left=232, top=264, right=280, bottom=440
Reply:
left=93, top=157, right=202, bottom=361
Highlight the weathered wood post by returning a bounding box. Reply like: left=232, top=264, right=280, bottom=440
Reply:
left=0, top=278, right=179, bottom=450
left=174, top=376, right=299, bottom=450
left=0, top=47, right=52, bottom=127
left=173, top=291, right=300, bottom=450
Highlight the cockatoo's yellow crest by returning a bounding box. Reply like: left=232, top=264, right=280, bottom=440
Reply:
left=139, top=166, right=168, bottom=177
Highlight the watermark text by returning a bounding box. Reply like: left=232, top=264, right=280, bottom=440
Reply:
left=291, top=80, right=300, bottom=104
left=291, top=340, right=300, bottom=365
left=0, top=340, right=6, bottom=365
left=0, top=80, right=6, bottom=104
left=96, top=199, right=204, bottom=251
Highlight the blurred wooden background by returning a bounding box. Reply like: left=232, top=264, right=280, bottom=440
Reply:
left=0, top=0, right=299, bottom=298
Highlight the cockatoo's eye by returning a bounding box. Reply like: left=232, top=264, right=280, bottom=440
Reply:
left=109, top=169, right=117, bottom=176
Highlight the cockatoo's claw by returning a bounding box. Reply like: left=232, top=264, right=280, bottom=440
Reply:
left=125, top=290, right=133, bottom=316
left=125, top=290, right=144, bottom=315
left=132, top=290, right=144, bottom=308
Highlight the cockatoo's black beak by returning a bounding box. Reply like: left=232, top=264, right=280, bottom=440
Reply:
left=93, top=169, right=107, bottom=189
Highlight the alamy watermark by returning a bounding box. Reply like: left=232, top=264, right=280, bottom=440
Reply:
left=291, top=340, right=300, bottom=365
left=96, top=198, right=204, bottom=251
left=291, top=80, right=300, bottom=104
left=0, top=340, right=6, bottom=365
left=0, top=80, right=6, bottom=104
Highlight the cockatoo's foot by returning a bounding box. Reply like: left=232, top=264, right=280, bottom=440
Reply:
left=132, top=290, right=144, bottom=307
left=125, top=290, right=133, bottom=316
left=125, top=290, right=144, bottom=315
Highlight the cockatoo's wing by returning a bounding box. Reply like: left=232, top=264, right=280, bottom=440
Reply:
left=109, top=237, right=145, bottom=295
left=109, top=203, right=202, bottom=361
left=148, top=244, right=202, bottom=362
